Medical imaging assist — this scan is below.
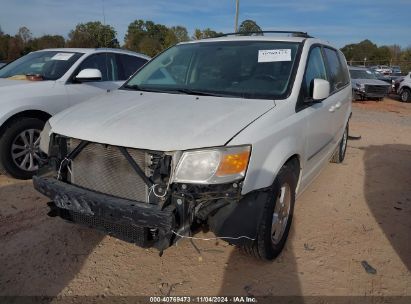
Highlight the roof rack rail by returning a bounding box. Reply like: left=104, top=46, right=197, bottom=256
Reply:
left=216, top=31, right=313, bottom=38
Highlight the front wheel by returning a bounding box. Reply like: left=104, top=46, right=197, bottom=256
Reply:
left=400, top=88, right=411, bottom=102
left=331, top=123, right=349, bottom=163
left=0, top=117, right=46, bottom=179
left=242, top=162, right=297, bottom=260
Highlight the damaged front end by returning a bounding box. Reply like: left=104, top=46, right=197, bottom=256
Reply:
left=34, top=135, right=264, bottom=252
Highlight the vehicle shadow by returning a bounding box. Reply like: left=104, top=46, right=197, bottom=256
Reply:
left=217, top=233, right=301, bottom=300
left=216, top=164, right=307, bottom=301
left=363, top=144, right=411, bottom=271
left=0, top=181, right=104, bottom=297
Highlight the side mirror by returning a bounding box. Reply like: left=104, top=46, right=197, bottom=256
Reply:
left=75, top=68, right=102, bottom=82
left=312, top=78, right=330, bottom=101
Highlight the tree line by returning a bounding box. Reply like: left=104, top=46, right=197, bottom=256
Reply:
left=0, top=19, right=261, bottom=60
left=1, top=20, right=410, bottom=73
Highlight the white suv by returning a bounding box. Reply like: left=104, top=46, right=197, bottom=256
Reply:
left=34, top=32, right=351, bottom=260
left=0, top=48, right=150, bottom=179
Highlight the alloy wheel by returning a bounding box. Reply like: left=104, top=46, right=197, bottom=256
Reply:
left=11, top=128, right=42, bottom=172
left=271, top=183, right=292, bottom=245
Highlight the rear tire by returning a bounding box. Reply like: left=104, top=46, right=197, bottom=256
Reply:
left=242, top=162, right=297, bottom=261
left=0, top=117, right=45, bottom=179
left=400, top=88, right=411, bottom=102
left=331, top=122, right=349, bottom=163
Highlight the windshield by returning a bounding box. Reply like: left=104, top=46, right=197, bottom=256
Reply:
left=0, top=51, right=83, bottom=80
left=123, top=41, right=301, bottom=99
left=349, top=69, right=377, bottom=80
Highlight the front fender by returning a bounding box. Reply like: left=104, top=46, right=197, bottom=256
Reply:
left=242, top=136, right=302, bottom=194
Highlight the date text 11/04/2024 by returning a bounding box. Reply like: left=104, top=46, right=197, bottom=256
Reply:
left=149, top=296, right=257, bottom=303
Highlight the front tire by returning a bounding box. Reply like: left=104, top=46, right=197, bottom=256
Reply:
left=0, top=117, right=46, bottom=179
left=400, top=88, right=411, bottom=102
left=331, top=122, right=349, bottom=163
left=242, top=162, right=297, bottom=260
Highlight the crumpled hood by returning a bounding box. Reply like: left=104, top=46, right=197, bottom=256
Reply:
left=50, top=89, right=275, bottom=151
left=351, top=78, right=391, bottom=86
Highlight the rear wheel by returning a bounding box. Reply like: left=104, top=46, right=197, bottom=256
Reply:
left=242, top=162, right=297, bottom=260
left=331, top=122, right=349, bottom=163
left=0, top=118, right=46, bottom=179
left=400, top=88, right=411, bottom=102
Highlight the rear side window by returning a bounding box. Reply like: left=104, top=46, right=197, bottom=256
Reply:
left=118, top=55, right=148, bottom=80
left=323, top=48, right=349, bottom=92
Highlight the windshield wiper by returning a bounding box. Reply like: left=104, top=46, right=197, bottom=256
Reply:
left=123, top=85, right=237, bottom=98
left=122, top=84, right=171, bottom=93
left=174, top=88, right=235, bottom=97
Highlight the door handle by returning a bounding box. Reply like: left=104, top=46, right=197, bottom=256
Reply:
left=329, top=106, right=336, bottom=112
left=335, top=102, right=342, bottom=109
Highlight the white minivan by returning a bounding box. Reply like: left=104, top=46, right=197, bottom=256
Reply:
left=34, top=32, right=351, bottom=260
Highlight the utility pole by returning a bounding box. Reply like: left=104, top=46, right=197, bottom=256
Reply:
left=235, top=0, right=240, bottom=32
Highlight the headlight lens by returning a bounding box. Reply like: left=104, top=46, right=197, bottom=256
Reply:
left=39, top=121, right=52, bottom=154
left=173, top=146, right=251, bottom=184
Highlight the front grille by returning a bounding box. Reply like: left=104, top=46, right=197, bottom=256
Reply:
left=66, top=210, right=151, bottom=247
left=68, top=139, right=150, bottom=203
left=365, top=85, right=389, bottom=95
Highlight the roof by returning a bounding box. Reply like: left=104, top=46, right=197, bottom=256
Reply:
left=33, top=48, right=150, bottom=59
left=179, top=35, right=332, bottom=48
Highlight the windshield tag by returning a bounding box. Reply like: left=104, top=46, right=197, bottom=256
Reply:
left=51, top=53, right=74, bottom=61
left=366, top=70, right=372, bottom=74
left=258, top=49, right=291, bottom=63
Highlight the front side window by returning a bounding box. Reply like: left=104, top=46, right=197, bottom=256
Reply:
left=76, top=53, right=118, bottom=81
left=123, top=41, right=301, bottom=100
left=302, top=47, right=327, bottom=98
left=323, top=48, right=348, bottom=92
left=0, top=51, right=83, bottom=80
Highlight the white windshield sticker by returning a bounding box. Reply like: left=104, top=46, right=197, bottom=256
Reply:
left=366, top=70, right=372, bottom=74
left=258, top=49, right=291, bottom=63
left=51, top=53, right=74, bottom=61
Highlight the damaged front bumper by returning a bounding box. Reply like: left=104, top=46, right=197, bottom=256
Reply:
left=33, top=176, right=176, bottom=251
left=34, top=175, right=268, bottom=252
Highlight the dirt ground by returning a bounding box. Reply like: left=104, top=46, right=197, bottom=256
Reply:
left=0, top=97, right=410, bottom=298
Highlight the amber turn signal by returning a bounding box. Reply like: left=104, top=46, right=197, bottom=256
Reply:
left=216, top=149, right=250, bottom=176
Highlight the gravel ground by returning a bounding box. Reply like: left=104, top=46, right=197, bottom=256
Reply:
left=0, top=97, right=410, bottom=298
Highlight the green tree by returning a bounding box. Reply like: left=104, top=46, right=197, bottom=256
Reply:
left=67, top=21, right=119, bottom=48
left=30, top=35, right=65, bottom=50
left=124, top=20, right=181, bottom=56
left=191, top=28, right=222, bottom=40
left=170, top=26, right=189, bottom=42
left=238, top=19, right=262, bottom=35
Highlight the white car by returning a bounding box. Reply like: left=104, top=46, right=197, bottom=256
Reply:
left=0, top=48, right=150, bottom=179
left=398, top=72, right=411, bottom=102
left=35, top=32, right=351, bottom=260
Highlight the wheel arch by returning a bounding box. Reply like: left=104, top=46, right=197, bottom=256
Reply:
left=0, top=110, right=51, bottom=136
left=242, top=134, right=304, bottom=195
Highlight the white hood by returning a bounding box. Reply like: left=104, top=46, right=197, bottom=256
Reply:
left=50, top=89, right=275, bottom=151
left=0, top=78, right=31, bottom=88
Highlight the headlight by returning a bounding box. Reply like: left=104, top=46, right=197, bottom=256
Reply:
left=173, top=146, right=251, bottom=184
left=39, top=121, right=52, bottom=154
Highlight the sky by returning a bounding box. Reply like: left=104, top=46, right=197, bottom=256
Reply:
left=0, top=0, right=410, bottom=48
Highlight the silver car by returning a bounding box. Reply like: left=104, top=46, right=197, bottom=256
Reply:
left=349, top=67, right=391, bottom=101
